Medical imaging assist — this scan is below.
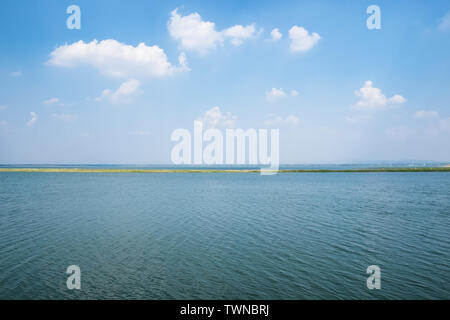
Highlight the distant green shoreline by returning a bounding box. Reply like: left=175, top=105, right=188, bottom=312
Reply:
left=1, top=167, right=450, bottom=173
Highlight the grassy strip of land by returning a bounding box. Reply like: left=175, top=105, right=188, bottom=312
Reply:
left=0, top=167, right=449, bottom=173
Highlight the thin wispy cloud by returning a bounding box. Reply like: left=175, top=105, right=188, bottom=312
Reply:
left=415, top=110, right=439, bottom=119
left=438, top=11, right=450, bottom=31
left=27, top=112, right=38, bottom=127
left=265, top=114, right=299, bottom=126
left=43, top=97, right=60, bottom=105
left=266, top=88, right=287, bottom=102
left=43, top=97, right=73, bottom=107
left=266, top=88, right=298, bottom=102
left=96, top=79, right=142, bottom=104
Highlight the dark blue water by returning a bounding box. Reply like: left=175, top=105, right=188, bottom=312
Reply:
left=0, top=171, right=449, bottom=299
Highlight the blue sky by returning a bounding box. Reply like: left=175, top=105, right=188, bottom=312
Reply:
left=0, top=0, right=449, bottom=164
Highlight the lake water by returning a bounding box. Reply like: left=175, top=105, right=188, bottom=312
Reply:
left=0, top=171, right=449, bottom=299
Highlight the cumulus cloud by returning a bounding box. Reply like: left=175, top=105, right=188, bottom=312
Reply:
left=11, top=71, right=22, bottom=77
left=266, top=88, right=287, bottom=102
left=290, top=90, right=299, bottom=96
left=168, top=9, right=222, bottom=53
left=27, top=112, right=38, bottom=127
left=415, top=110, right=439, bottom=119
left=168, top=9, right=256, bottom=54
left=222, top=24, right=256, bottom=46
left=198, top=106, right=237, bottom=128
left=438, top=11, right=450, bottom=31
left=289, top=26, right=321, bottom=52
left=268, top=28, right=282, bottom=41
left=96, top=79, right=142, bottom=104
left=265, top=114, right=299, bottom=126
left=48, top=39, right=188, bottom=78
left=389, top=95, right=407, bottom=104
left=354, top=81, right=406, bottom=110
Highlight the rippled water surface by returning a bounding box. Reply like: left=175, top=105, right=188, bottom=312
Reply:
left=0, top=172, right=449, bottom=299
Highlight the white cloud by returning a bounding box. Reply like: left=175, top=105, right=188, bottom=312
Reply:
left=198, top=106, right=237, bottom=128
left=27, top=112, right=38, bottom=127
left=43, top=97, right=60, bottom=105
left=268, top=28, right=282, bottom=41
left=438, top=11, right=450, bottom=31
left=168, top=9, right=256, bottom=54
left=415, top=110, right=439, bottom=119
left=290, top=90, right=299, bottom=96
left=177, top=52, right=190, bottom=71
left=43, top=98, right=73, bottom=107
left=265, top=114, right=299, bottom=126
left=289, top=26, right=321, bottom=52
left=52, top=113, right=75, bottom=121
left=223, top=24, right=256, bottom=46
left=389, top=95, right=407, bottom=104
left=266, top=88, right=287, bottom=102
left=11, top=71, right=22, bottom=77
left=96, top=79, right=142, bottom=104
left=0, top=105, right=6, bottom=111
left=48, top=39, right=187, bottom=78
left=354, top=81, right=406, bottom=110
left=168, top=9, right=222, bottom=53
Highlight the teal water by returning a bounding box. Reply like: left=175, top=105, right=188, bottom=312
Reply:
left=0, top=172, right=449, bottom=299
